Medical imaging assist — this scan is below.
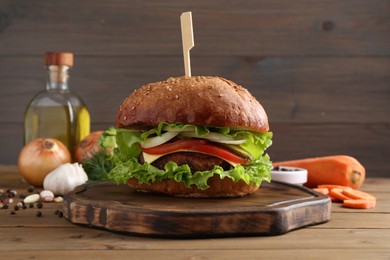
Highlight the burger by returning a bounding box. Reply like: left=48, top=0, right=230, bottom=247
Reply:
left=101, top=76, right=273, bottom=197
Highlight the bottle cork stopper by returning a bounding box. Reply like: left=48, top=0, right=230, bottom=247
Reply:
left=45, top=52, right=74, bottom=67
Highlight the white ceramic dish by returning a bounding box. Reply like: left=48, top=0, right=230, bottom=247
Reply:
left=270, top=166, right=308, bottom=186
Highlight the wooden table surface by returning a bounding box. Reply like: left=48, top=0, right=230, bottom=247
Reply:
left=0, top=165, right=389, bottom=259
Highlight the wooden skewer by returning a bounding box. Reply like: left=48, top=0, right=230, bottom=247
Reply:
left=180, top=11, right=194, bottom=77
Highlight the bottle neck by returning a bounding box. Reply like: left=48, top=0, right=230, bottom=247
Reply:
left=46, top=65, right=71, bottom=91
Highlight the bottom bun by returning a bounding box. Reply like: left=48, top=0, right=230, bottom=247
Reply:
left=127, top=175, right=260, bottom=198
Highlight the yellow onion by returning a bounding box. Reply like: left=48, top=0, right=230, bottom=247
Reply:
left=18, top=138, right=71, bottom=187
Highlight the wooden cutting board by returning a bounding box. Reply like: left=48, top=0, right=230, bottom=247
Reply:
left=63, top=181, right=331, bottom=238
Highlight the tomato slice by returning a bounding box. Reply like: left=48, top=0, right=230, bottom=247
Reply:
left=140, top=139, right=250, bottom=165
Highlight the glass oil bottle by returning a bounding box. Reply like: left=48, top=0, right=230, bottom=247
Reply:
left=24, top=52, right=90, bottom=158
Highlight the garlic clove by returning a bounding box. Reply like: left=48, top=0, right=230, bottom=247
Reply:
left=53, top=196, right=64, bottom=203
left=40, top=190, right=55, bottom=202
left=24, top=194, right=40, bottom=204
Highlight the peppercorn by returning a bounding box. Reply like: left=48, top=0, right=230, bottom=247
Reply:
left=28, top=186, right=35, bottom=193
left=7, top=190, right=17, bottom=198
left=37, top=202, right=43, bottom=209
left=36, top=211, right=42, bottom=217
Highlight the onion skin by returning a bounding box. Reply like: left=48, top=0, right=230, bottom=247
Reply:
left=74, top=131, right=104, bottom=162
left=18, top=138, right=71, bottom=187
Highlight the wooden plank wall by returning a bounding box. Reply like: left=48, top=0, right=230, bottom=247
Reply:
left=0, top=1, right=389, bottom=177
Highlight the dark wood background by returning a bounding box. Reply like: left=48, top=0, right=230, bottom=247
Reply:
left=0, top=1, right=389, bottom=177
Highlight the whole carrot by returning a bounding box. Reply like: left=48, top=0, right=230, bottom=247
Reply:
left=273, top=155, right=365, bottom=189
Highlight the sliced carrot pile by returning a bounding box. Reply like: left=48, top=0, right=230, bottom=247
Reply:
left=313, top=184, right=376, bottom=209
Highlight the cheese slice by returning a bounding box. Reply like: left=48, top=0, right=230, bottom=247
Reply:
left=142, top=152, right=165, bottom=164
left=142, top=151, right=238, bottom=167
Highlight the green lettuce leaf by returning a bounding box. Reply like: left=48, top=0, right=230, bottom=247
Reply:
left=100, top=127, right=142, bottom=163
left=107, top=154, right=272, bottom=190
left=234, top=131, right=273, bottom=159
left=140, top=122, right=226, bottom=139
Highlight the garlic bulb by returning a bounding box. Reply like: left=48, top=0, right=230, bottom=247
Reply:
left=43, top=163, right=88, bottom=195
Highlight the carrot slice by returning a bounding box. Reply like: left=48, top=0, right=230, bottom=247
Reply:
left=317, top=184, right=353, bottom=191
left=343, top=199, right=376, bottom=209
left=313, top=187, right=329, bottom=195
left=342, top=189, right=376, bottom=201
left=329, top=188, right=353, bottom=202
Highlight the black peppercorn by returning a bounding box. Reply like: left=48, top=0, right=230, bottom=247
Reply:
left=28, top=186, right=34, bottom=193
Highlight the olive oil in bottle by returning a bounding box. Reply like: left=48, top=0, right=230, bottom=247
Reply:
left=24, top=52, right=90, bottom=157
